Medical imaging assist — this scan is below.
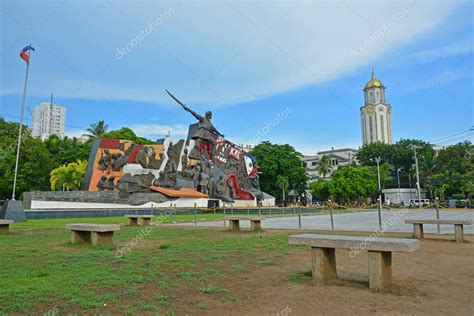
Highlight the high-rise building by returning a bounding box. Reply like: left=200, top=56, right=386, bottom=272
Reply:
left=360, top=70, right=392, bottom=145
left=31, top=102, right=66, bottom=140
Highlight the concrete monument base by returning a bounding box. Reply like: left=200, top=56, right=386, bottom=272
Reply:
left=1, top=200, right=26, bottom=222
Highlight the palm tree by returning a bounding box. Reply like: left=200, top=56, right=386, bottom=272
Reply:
left=50, top=160, right=88, bottom=191
left=82, top=120, right=108, bottom=139
left=276, top=175, right=289, bottom=202
left=317, top=155, right=332, bottom=179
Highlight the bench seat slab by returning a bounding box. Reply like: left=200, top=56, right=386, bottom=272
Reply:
left=368, top=251, right=392, bottom=290
left=405, top=219, right=472, bottom=225
left=312, top=247, right=337, bottom=283
left=224, top=216, right=264, bottom=221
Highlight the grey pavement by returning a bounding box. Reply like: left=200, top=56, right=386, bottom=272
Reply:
left=172, top=209, right=474, bottom=234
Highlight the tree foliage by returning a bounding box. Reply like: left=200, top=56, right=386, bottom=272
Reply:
left=310, top=165, right=377, bottom=203
left=251, top=141, right=307, bottom=199
left=316, top=154, right=332, bottom=179
left=82, top=120, right=108, bottom=139
left=101, top=127, right=154, bottom=144
left=276, top=175, right=289, bottom=201
left=0, top=118, right=53, bottom=199
left=50, top=160, right=88, bottom=191
left=357, top=139, right=473, bottom=200
left=43, top=134, right=92, bottom=167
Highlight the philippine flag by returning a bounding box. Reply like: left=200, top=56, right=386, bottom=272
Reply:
left=20, top=45, right=35, bottom=63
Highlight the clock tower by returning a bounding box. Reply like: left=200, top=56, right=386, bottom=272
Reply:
left=360, top=70, right=392, bottom=145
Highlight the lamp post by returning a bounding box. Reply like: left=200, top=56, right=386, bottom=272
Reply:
left=412, top=146, right=422, bottom=208
left=371, top=157, right=383, bottom=230
left=397, top=168, right=402, bottom=205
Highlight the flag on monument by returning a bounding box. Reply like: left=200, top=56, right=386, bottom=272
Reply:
left=20, top=45, right=35, bottom=63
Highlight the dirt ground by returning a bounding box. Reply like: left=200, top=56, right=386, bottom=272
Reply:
left=167, top=231, right=474, bottom=316
left=13, top=226, right=473, bottom=315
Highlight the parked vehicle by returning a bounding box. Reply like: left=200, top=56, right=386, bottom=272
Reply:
left=409, top=199, right=430, bottom=207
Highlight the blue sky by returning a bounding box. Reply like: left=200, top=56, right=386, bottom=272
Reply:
left=1, top=0, right=472, bottom=154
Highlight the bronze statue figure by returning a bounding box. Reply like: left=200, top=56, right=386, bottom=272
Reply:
left=166, top=89, right=223, bottom=159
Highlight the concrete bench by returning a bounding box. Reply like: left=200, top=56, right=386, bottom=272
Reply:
left=289, top=234, right=419, bottom=290
left=66, top=224, right=121, bottom=245
left=125, top=215, right=154, bottom=227
left=224, top=216, right=264, bottom=231
left=405, top=219, right=472, bottom=243
left=0, top=220, right=14, bottom=232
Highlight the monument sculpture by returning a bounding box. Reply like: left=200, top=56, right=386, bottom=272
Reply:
left=77, top=90, right=265, bottom=207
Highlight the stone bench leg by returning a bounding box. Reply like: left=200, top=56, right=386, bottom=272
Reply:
left=454, top=224, right=464, bottom=243
left=229, top=220, right=240, bottom=231
left=413, top=223, right=424, bottom=240
left=368, top=251, right=392, bottom=290
left=128, top=217, right=138, bottom=226
left=250, top=220, right=261, bottom=231
left=91, top=231, right=114, bottom=245
left=311, top=247, right=337, bottom=284
left=0, top=224, right=10, bottom=232
left=71, top=230, right=91, bottom=244
left=142, top=218, right=151, bottom=227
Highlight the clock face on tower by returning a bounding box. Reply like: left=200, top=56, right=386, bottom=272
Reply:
left=364, top=105, right=375, bottom=114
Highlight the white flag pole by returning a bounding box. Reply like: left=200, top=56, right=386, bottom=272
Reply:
left=12, top=48, right=32, bottom=200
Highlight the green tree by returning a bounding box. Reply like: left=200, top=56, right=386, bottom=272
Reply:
left=420, top=150, right=438, bottom=199
left=101, top=127, right=154, bottom=144
left=356, top=142, right=393, bottom=166
left=50, top=160, right=88, bottom=191
left=328, top=165, right=378, bottom=203
left=43, top=134, right=92, bottom=166
left=309, top=180, right=332, bottom=202
left=316, top=155, right=332, bottom=179
left=433, top=141, right=474, bottom=199
left=251, top=141, right=307, bottom=199
left=276, top=175, right=289, bottom=201
left=82, top=120, right=109, bottom=139
left=392, top=139, right=435, bottom=173
left=0, top=118, right=52, bottom=199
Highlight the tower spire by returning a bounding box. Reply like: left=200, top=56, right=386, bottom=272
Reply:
left=371, top=67, right=375, bottom=80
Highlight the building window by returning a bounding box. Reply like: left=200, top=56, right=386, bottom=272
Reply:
left=369, top=116, right=374, bottom=142
left=370, top=91, right=374, bottom=101
left=312, top=161, right=317, bottom=166
left=380, top=115, right=384, bottom=141
left=376, top=90, right=380, bottom=100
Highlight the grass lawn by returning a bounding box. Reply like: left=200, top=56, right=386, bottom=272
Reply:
left=0, top=217, right=291, bottom=314
left=3, top=213, right=471, bottom=315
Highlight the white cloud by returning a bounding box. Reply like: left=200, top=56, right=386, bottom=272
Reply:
left=129, top=123, right=189, bottom=139
left=408, top=39, right=473, bottom=62
left=1, top=0, right=461, bottom=106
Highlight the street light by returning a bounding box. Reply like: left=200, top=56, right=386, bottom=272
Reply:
left=412, top=146, right=422, bottom=208
left=397, top=167, right=402, bottom=205
left=371, top=157, right=383, bottom=231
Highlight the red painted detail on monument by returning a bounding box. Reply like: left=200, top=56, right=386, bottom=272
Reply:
left=99, top=138, right=121, bottom=149
left=225, top=174, right=254, bottom=200
left=127, top=144, right=143, bottom=163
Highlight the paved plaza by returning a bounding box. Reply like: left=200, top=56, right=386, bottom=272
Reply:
left=174, top=209, right=474, bottom=234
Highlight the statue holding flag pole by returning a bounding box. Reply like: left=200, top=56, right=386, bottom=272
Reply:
left=2, top=45, right=34, bottom=221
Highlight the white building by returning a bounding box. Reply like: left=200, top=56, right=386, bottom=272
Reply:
left=302, top=148, right=358, bottom=181
left=360, top=70, right=393, bottom=145
left=32, top=102, right=66, bottom=140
